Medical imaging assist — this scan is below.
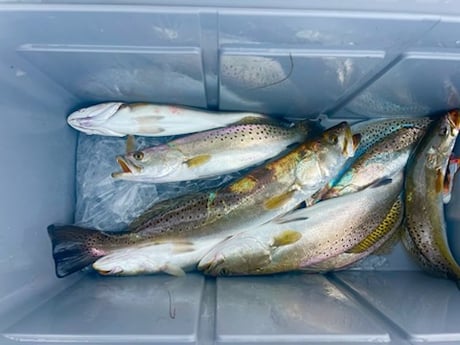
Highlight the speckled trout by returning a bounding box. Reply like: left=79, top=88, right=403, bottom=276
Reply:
left=310, top=117, right=432, bottom=203
left=314, top=125, right=428, bottom=202
left=404, top=110, right=460, bottom=283
left=198, top=172, right=403, bottom=276
left=112, top=119, right=315, bottom=183
left=67, top=102, right=269, bottom=137
left=49, top=122, right=359, bottom=278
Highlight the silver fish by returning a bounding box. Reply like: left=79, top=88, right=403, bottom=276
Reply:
left=404, top=110, right=460, bottom=282
left=318, top=126, right=427, bottom=201
left=67, top=102, right=269, bottom=137
left=111, top=119, right=314, bottom=183
left=351, top=117, right=432, bottom=158
left=49, top=122, right=359, bottom=277
left=309, top=117, right=432, bottom=204
left=198, top=172, right=403, bottom=276
left=303, top=121, right=426, bottom=269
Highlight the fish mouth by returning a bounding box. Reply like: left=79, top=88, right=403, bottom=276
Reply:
left=447, top=109, right=460, bottom=130
left=68, top=102, right=124, bottom=121
left=67, top=102, right=124, bottom=134
left=112, top=156, right=142, bottom=178
left=94, top=267, right=124, bottom=275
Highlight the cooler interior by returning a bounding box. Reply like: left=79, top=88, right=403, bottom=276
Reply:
left=0, top=2, right=460, bottom=344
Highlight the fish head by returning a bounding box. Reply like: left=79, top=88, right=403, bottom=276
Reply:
left=67, top=102, right=125, bottom=136
left=198, top=236, right=271, bottom=276
left=93, top=250, right=155, bottom=276
left=434, top=110, right=460, bottom=160
left=322, top=121, right=361, bottom=158
left=294, top=122, right=360, bottom=189
left=447, top=109, right=460, bottom=136
left=112, top=147, right=184, bottom=182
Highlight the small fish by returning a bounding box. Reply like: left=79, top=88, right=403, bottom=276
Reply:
left=404, top=110, right=460, bottom=283
left=67, top=102, right=269, bottom=137
left=49, top=122, right=359, bottom=277
left=198, top=173, right=403, bottom=276
left=112, top=119, right=314, bottom=183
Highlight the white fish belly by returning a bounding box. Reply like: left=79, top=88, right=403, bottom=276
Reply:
left=93, top=238, right=223, bottom=276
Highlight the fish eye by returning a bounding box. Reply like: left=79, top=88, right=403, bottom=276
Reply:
left=328, top=134, right=338, bottom=145
left=439, top=126, right=449, bottom=137
left=133, top=151, right=144, bottom=160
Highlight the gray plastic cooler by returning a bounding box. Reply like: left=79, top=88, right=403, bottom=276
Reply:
left=1, top=1, right=460, bottom=344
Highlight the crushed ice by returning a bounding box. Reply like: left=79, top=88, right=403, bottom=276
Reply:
left=74, top=133, right=242, bottom=232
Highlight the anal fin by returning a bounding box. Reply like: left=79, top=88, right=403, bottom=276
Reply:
left=162, top=263, right=186, bottom=277
left=347, top=196, right=403, bottom=254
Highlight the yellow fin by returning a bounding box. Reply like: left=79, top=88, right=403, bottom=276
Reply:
left=229, top=176, right=258, bottom=194
left=264, top=191, right=295, bottom=210
left=436, top=168, right=444, bottom=194
left=273, top=230, right=302, bottom=247
left=185, top=154, right=211, bottom=168
left=347, top=197, right=403, bottom=254
left=373, top=226, right=403, bottom=255
left=126, top=135, right=136, bottom=153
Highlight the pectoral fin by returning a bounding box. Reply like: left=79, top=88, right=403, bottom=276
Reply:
left=273, top=230, right=302, bottom=247
left=172, top=242, right=195, bottom=254
left=436, top=168, right=444, bottom=194
left=126, top=135, right=136, bottom=153
left=264, top=191, right=295, bottom=210
left=185, top=154, right=211, bottom=168
left=162, top=264, right=186, bottom=277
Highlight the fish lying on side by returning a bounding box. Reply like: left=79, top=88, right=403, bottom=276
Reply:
left=350, top=117, right=432, bottom=158
left=302, top=120, right=431, bottom=270
left=112, top=118, right=315, bottom=183
left=402, top=155, right=460, bottom=275
left=404, top=110, right=460, bottom=283
left=49, top=122, right=359, bottom=278
left=317, top=126, right=428, bottom=201
left=198, top=172, right=403, bottom=276
left=67, top=102, right=270, bottom=137
left=307, top=117, right=431, bottom=205
left=198, top=119, right=426, bottom=275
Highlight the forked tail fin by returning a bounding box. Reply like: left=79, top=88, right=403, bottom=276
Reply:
left=47, top=225, right=107, bottom=278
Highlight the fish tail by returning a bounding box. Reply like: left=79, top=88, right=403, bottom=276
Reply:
left=47, top=224, right=108, bottom=278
